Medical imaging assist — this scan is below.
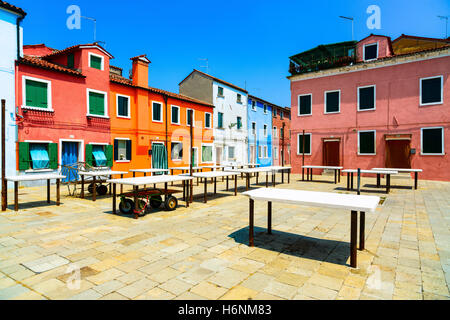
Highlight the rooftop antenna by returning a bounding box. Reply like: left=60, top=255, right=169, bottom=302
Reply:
left=81, top=16, right=97, bottom=42
left=437, top=16, right=448, bottom=38
left=198, top=58, right=209, bottom=74
left=339, top=16, right=354, bottom=41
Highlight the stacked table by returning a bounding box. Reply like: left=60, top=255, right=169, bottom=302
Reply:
left=4, top=173, right=66, bottom=211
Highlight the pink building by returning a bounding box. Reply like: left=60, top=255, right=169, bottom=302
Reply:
left=289, top=34, right=450, bottom=181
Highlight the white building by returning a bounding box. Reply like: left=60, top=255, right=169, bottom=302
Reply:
left=0, top=2, right=26, bottom=181
left=179, top=70, right=248, bottom=165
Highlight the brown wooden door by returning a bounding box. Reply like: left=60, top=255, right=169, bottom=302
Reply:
left=323, top=141, right=340, bottom=166
left=385, top=140, right=411, bottom=168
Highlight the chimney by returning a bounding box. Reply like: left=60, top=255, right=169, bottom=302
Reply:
left=131, top=54, right=150, bottom=87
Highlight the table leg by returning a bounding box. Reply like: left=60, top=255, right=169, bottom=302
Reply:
left=133, top=186, right=138, bottom=219
left=186, top=180, right=189, bottom=208
left=14, top=181, right=18, bottom=211
left=347, top=172, right=349, bottom=190
left=226, top=175, right=229, bottom=191
left=351, top=173, right=354, bottom=190
left=47, top=179, right=50, bottom=203
left=171, top=169, right=174, bottom=186
left=2, top=180, right=7, bottom=211
left=120, top=174, right=123, bottom=194
left=359, top=211, right=365, bottom=250
left=222, top=167, right=224, bottom=182
left=282, top=170, right=284, bottom=184
left=92, top=176, right=96, bottom=202
left=266, top=172, right=268, bottom=188
left=249, top=199, right=254, bottom=247
left=338, top=169, right=341, bottom=183
left=246, top=173, right=249, bottom=191
left=189, top=179, right=193, bottom=204
left=81, top=175, right=85, bottom=199
left=386, top=174, right=391, bottom=194
left=288, top=169, right=290, bottom=184
left=414, top=172, right=418, bottom=190
left=144, top=172, right=146, bottom=189
left=214, top=177, right=217, bottom=195
left=56, top=179, right=60, bottom=206
left=234, top=174, right=237, bottom=196
left=272, top=172, right=275, bottom=187
left=302, top=167, right=305, bottom=181
left=350, top=210, right=358, bottom=268
left=112, top=183, right=116, bottom=214
left=334, top=169, right=337, bottom=184
left=204, top=178, right=207, bottom=203
left=109, top=175, right=112, bottom=195
left=256, top=172, right=259, bottom=185
left=133, top=172, right=136, bottom=178
left=182, top=180, right=186, bottom=201
left=268, top=201, right=272, bottom=234
left=376, top=173, right=380, bottom=188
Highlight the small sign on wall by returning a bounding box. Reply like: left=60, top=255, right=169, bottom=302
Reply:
left=411, top=148, right=416, bottom=154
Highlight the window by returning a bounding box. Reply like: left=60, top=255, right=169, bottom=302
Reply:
left=117, top=95, right=130, bottom=118
left=187, top=109, right=194, bottom=126
left=273, top=126, right=277, bottom=138
left=258, top=146, right=262, bottom=158
left=85, top=144, right=113, bottom=168
left=237, top=94, right=242, bottom=103
left=421, top=127, right=444, bottom=155
left=218, top=112, right=224, bottom=128
left=280, top=127, right=284, bottom=139
left=152, top=102, right=163, bottom=122
left=23, top=77, right=52, bottom=111
left=205, top=112, right=211, bottom=128
left=251, top=122, right=256, bottom=135
left=274, top=147, right=278, bottom=159
left=218, top=86, right=224, bottom=97
left=280, top=111, right=284, bottom=119
left=251, top=100, right=256, bottom=111
left=363, top=43, right=378, bottom=61
left=297, top=133, right=311, bottom=155
left=171, top=106, right=180, bottom=124
left=171, top=142, right=183, bottom=161
left=89, top=53, right=103, bottom=70
left=67, top=53, right=74, bottom=68
left=18, top=142, right=58, bottom=170
left=237, top=116, right=242, bottom=129
left=264, top=146, right=268, bottom=158
left=420, top=76, right=443, bottom=106
left=358, top=86, right=376, bottom=111
left=325, top=90, right=340, bottom=114
left=358, top=130, right=376, bottom=155
left=114, top=139, right=132, bottom=161
left=263, top=104, right=267, bottom=114
left=264, top=124, right=267, bottom=137
left=228, top=146, right=235, bottom=159
left=273, top=108, right=277, bottom=117
left=87, top=89, right=107, bottom=117
left=298, top=94, right=312, bottom=116
left=202, top=145, right=213, bottom=163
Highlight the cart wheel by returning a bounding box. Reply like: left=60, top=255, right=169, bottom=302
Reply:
left=150, top=195, right=163, bottom=209
left=119, top=198, right=135, bottom=215
left=164, top=196, right=178, bottom=211
left=136, top=200, right=148, bottom=217
left=97, top=184, right=108, bottom=196
left=87, top=183, right=96, bottom=194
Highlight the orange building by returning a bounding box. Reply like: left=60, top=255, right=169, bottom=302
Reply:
left=109, top=55, right=214, bottom=176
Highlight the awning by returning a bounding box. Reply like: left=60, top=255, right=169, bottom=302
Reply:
left=385, top=134, right=412, bottom=141
left=29, top=144, right=50, bottom=169
left=92, top=145, right=107, bottom=167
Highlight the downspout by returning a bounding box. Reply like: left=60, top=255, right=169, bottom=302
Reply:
left=163, top=94, right=168, bottom=167
left=16, top=15, right=24, bottom=60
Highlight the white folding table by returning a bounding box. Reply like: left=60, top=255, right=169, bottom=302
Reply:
left=302, top=165, right=344, bottom=184
left=230, top=166, right=290, bottom=191
left=78, top=170, right=128, bottom=201
left=372, top=168, right=422, bottom=190
left=243, top=188, right=380, bottom=268
left=4, top=174, right=66, bottom=211
left=342, top=169, right=399, bottom=194
left=181, top=171, right=239, bottom=203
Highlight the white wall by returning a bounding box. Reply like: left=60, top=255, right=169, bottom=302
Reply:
left=0, top=9, right=22, bottom=183
left=212, top=81, right=248, bottom=165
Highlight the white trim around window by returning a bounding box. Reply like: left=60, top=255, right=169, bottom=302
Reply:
left=204, top=112, right=212, bottom=129
left=296, top=133, right=312, bottom=155
left=273, top=126, right=277, bottom=138
left=151, top=101, right=163, bottom=123
left=186, top=108, right=195, bottom=127
left=171, top=105, right=180, bottom=125
left=114, top=137, right=131, bottom=163
left=251, top=100, right=256, bottom=111
left=88, top=52, right=104, bottom=70
left=324, top=90, right=341, bottom=114
left=251, top=122, right=256, bottom=135
left=363, top=42, right=379, bottom=61
left=21, top=76, right=53, bottom=112
left=170, top=140, right=183, bottom=162
left=86, top=88, right=109, bottom=118
left=298, top=93, right=312, bottom=116
left=357, top=130, right=376, bottom=155
left=263, top=124, right=268, bottom=137
left=420, top=126, right=444, bottom=155
left=116, top=94, right=131, bottom=119
left=357, top=85, right=376, bottom=111
left=201, top=143, right=214, bottom=164
left=419, top=75, right=444, bottom=106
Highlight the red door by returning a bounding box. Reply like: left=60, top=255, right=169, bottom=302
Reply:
left=323, top=141, right=340, bottom=166
left=385, top=140, right=411, bottom=168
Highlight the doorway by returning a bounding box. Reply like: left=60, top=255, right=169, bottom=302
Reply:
left=191, top=147, right=198, bottom=167
left=151, top=142, right=168, bottom=174
left=215, top=147, right=222, bottom=165
left=250, top=145, right=256, bottom=164
left=385, top=139, right=411, bottom=168
left=61, top=141, right=80, bottom=182
left=323, top=139, right=340, bottom=166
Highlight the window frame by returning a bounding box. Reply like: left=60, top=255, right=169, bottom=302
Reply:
left=170, top=141, right=183, bottom=161
left=116, top=94, right=131, bottom=119
left=263, top=104, right=268, bottom=114
left=274, top=146, right=278, bottom=160
left=251, top=122, right=256, bottom=135
left=217, top=112, right=224, bottom=129
left=24, top=140, right=53, bottom=171
left=357, top=85, right=376, bottom=112
left=358, top=130, right=376, bottom=155
left=251, top=100, right=256, bottom=111
left=363, top=42, right=379, bottom=62
left=237, top=93, right=242, bottom=104
left=217, top=86, right=224, bottom=97
left=88, top=52, right=104, bottom=71
left=86, top=88, right=108, bottom=118
left=204, top=112, right=212, bottom=129
left=273, top=126, right=277, bottom=138
left=201, top=143, right=214, bottom=164
left=151, top=101, right=163, bottom=123
left=114, top=137, right=131, bottom=162
left=263, top=146, right=268, bottom=158
left=263, top=124, right=268, bottom=137
left=236, top=116, right=242, bottom=130
left=227, top=146, right=235, bottom=160
left=324, top=90, right=341, bottom=114
left=298, top=93, right=312, bottom=116
left=171, top=105, right=180, bottom=125
left=296, top=133, right=312, bottom=156
left=421, top=127, right=444, bottom=155
left=186, top=108, right=195, bottom=127
left=22, top=76, right=53, bottom=112
left=420, top=75, right=443, bottom=106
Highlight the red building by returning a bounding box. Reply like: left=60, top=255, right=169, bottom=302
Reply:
left=272, top=105, right=291, bottom=165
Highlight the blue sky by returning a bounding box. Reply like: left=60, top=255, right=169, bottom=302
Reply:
left=13, top=0, right=450, bottom=107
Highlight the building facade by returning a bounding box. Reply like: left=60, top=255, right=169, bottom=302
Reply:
left=272, top=105, right=291, bottom=166
left=289, top=34, right=450, bottom=181
left=179, top=70, right=248, bottom=166
left=0, top=1, right=25, bottom=181
left=247, top=95, right=273, bottom=166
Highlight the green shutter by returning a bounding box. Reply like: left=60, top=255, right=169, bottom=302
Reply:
left=85, top=144, right=93, bottom=167
left=18, top=142, right=30, bottom=170
left=48, top=143, right=58, bottom=169
left=25, top=80, right=48, bottom=109
left=90, top=55, right=102, bottom=70
left=89, top=92, right=105, bottom=116
left=67, top=53, right=74, bottom=68
left=105, top=145, right=113, bottom=167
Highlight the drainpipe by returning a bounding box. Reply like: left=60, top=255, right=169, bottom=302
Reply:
left=163, top=94, right=168, bottom=148
left=16, top=16, right=24, bottom=60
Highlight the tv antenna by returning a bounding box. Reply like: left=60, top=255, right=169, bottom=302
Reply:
left=198, top=58, right=209, bottom=74
left=437, top=16, right=448, bottom=38
left=339, top=16, right=354, bottom=41
left=81, top=16, right=97, bottom=42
